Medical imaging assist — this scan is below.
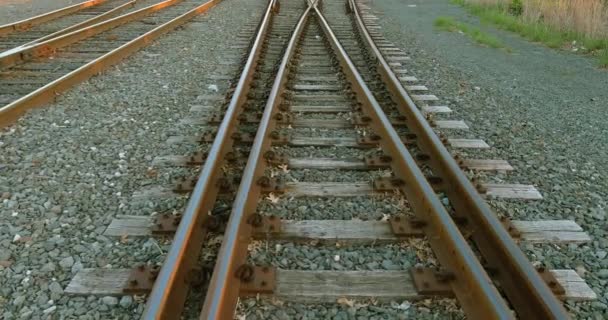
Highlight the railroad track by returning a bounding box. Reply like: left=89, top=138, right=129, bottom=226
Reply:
left=58, top=0, right=595, bottom=318
left=0, top=0, right=225, bottom=127
left=0, top=0, right=139, bottom=53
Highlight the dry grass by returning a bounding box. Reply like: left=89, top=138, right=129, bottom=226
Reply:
left=462, top=0, right=608, bottom=38
left=455, top=0, right=608, bottom=66
left=523, top=0, right=608, bottom=38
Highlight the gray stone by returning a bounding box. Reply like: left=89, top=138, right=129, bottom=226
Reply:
left=13, top=295, right=26, bottom=306
left=59, top=256, right=74, bottom=269
left=119, top=295, right=133, bottom=308
left=40, top=262, right=56, bottom=272
left=598, top=269, right=608, bottom=279
left=101, top=296, right=118, bottom=306
left=48, top=281, right=63, bottom=294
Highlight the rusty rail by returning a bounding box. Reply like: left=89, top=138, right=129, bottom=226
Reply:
left=20, top=0, right=139, bottom=48
left=0, top=0, right=184, bottom=68
left=140, top=0, right=279, bottom=318
left=311, top=3, right=515, bottom=319
left=197, top=0, right=520, bottom=318
left=347, top=0, right=570, bottom=318
left=0, top=0, right=222, bottom=128
left=0, top=0, right=109, bottom=37
left=199, top=3, right=313, bottom=319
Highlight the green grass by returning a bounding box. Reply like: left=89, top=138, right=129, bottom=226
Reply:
left=434, top=16, right=507, bottom=49
left=600, top=50, right=608, bottom=68
left=450, top=0, right=608, bottom=66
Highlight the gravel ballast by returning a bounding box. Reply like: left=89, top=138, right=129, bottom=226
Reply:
left=0, top=0, right=265, bottom=318
left=366, top=0, right=608, bottom=318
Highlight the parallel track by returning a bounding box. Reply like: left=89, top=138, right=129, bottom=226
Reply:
left=0, top=0, right=202, bottom=106
left=0, top=0, right=225, bottom=127
left=0, top=0, right=133, bottom=52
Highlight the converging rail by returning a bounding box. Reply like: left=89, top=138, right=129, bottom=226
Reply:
left=61, top=0, right=595, bottom=318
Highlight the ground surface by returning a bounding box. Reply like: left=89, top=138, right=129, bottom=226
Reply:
left=0, top=0, right=81, bottom=25
left=368, top=0, right=608, bottom=318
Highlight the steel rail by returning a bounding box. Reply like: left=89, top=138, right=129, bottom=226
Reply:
left=0, top=0, right=222, bottom=128
left=140, top=0, right=278, bottom=318
left=347, top=0, right=570, bottom=318
left=0, top=0, right=109, bottom=37
left=199, top=2, right=312, bottom=318
left=312, top=4, right=515, bottom=319
left=0, top=0, right=185, bottom=68
left=18, top=0, right=139, bottom=48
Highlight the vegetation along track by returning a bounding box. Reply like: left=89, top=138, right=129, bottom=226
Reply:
left=60, top=0, right=596, bottom=319
left=0, top=0, right=224, bottom=127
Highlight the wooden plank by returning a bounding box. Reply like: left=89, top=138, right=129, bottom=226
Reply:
left=435, top=120, right=468, bottom=130
left=65, top=269, right=131, bottom=295
left=388, top=62, right=402, bottom=67
left=152, top=155, right=189, bottom=167
left=399, top=76, right=418, bottom=82
left=129, top=181, right=542, bottom=201
left=290, top=136, right=359, bottom=147
left=291, top=118, right=353, bottom=129
left=104, top=215, right=151, bottom=237
left=296, top=75, right=340, bottom=81
left=291, top=105, right=351, bottom=113
left=288, top=158, right=366, bottom=170
left=206, top=74, right=233, bottom=80
left=275, top=270, right=418, bottom=302
left=405, top=85, right=428, bottom=91
left=293, top=94, right=347, bottom=101
left=197, top=94, right=224, bottom=101
left=68, top=268, right=594, bottom=301
left=180, top=118, right=208, bottom=125
left=104, top=216, right=589, bottom=244
left=422, top=105, right=452, bottom=114
left=293, top=84, right=342, bottom=91
left=512, top=220, right=590, bottom=243
left=189, top=105, right=217, bottom=112
left=132, top=186, right=175, bottom=200
left=463, top=159, right=513, bottom=171
left=514, top=220, right=589, bottom=244
left=448, top=139, right=490, bottom=149
left=512, top=220, right=582, bottom=232
left=276, top=269, right=594, bottom=302
left=484, top=184, right=543, bottom=200
left=168, top=135, right=363, bottom=148
left=550, top=270, right=597, bottom=301
left=411, top=94, right=439, bottom=102
left=272, top=220, right=396, bottom=243
left=519, top=231, right=590, bottom=244
left=166, top=135, right=199, bottom=144
left=388, top=56, right=411, bottom=61
left=285, top=182, right=376, bottom=197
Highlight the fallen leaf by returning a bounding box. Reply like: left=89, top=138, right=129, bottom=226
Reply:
left=266, top=193, right=280, bottom=204
left=337, top=297, right=354, bottom=307
left=278, top=164, right=290, bottom=173
left=146, top=168, right=158, bottom=178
